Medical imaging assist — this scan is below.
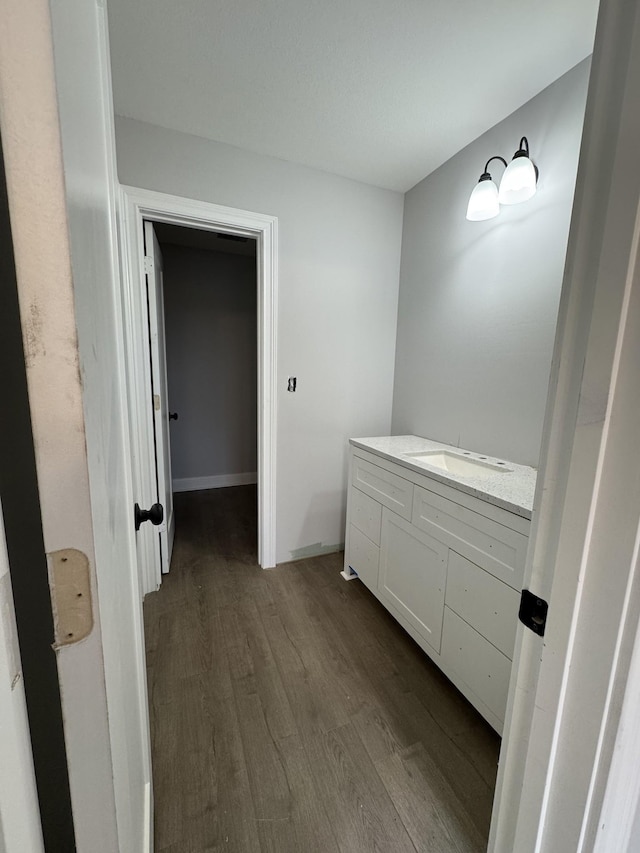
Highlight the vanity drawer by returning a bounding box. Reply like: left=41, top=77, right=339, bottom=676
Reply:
left=445, top=551, right=519, bottom=658
left=352, top=455, right=413, bottom=521
left=441, top=607, right=512, bottom=725
left=412, top=485, right=527, bottom=589
left=349, top=484, right=382, bottom=545
left=346, top=524, right=380, bottom=592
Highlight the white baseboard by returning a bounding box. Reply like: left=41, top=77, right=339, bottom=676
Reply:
left=172, top=472, right=257, bottom=493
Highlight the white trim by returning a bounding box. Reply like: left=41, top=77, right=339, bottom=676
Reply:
left=491, top=1, right=640, bottom=849
left=580, top=164, right=640, bottom=849
left=142, top=781, right=152, bottom=853
left=173, top=472, right=258, bottom=492
left=96, top=9, right=155, bottom=848
left=595, top=550, right=640, bottom=852
left=0, top=500, right=44, bottom=852
left=118, top=185, right=278, bottom=594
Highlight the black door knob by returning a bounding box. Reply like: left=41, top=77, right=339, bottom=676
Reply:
left=169, top=412, right=178, bottom=421
left=134, top=502, right=164, bottom=531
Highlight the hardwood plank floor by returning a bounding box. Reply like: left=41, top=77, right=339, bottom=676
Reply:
left=145, top=486, right=500, bottom=852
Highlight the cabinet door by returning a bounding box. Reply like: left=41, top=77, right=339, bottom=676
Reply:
left=346, top=524, right=380, bottom=592
left=379, top=508, right=447, bottom=653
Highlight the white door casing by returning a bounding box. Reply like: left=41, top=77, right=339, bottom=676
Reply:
left=120, top=186, right=278, bottom=595
left=590, top=196, right=640, bottom=852
left=0, top=499, right=44, bottom=853
left=143, top=221, right=175, bottom=575
left=491, top=0, right=640, bottom=850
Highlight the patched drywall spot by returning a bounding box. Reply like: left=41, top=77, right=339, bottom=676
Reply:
left=288, top=542, right=344, bottom=562
left=47, top=549, right=93, bottom=646
left=23, top=299, right=46, bottom=367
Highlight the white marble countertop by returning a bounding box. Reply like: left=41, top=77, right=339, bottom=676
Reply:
left=350, top=435, right=537, bottom=519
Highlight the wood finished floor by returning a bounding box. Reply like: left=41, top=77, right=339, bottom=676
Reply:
left=144, top=486, right=500, bottom=853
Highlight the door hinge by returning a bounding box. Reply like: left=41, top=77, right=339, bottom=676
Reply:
left=144, top=255, right=153, bottom=275
left=519, top=589, right=549, bottom=637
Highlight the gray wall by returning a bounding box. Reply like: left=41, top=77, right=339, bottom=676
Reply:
left=162, top=245, right=257, bottom=487
left=115, top=117, right=404, bottom=562
left=392, top=59, right=591, bottom=467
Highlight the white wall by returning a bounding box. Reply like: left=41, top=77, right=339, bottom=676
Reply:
left=116, top=117, right=404, bottom=563
left=391, top=59, right=591, bottom=467
left=162, top=245, right=258, bottom=488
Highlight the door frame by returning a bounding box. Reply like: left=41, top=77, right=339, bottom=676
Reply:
left=119, top=186, right=278, bottom=594
left=490, top=0, right=640, bottom=849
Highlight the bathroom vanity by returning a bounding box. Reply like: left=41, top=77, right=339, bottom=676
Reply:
left=342, top=435, right=536, bottom=733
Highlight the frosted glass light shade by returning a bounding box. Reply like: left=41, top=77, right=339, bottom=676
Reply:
left=498, top=156, right=537, bottom=204
left=466, top=178, right=499, bottom=221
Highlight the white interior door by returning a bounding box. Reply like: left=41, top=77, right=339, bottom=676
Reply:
left=144, top=221, right=175, bottom=575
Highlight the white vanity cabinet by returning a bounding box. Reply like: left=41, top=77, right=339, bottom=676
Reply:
left=343, top=439, right=534, bottom=734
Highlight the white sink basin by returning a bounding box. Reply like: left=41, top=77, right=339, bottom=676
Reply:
left=404, top=450, right=513, bottom=478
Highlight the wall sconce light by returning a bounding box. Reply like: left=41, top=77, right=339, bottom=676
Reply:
left=466, top=136, right=538, bottom=221
left=466, top=156, right=507, bottom=221
left=499, top=137, right=538, bottom=204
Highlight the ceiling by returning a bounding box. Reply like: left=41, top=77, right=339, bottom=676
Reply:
left=107, top=0, right=599, bottom=193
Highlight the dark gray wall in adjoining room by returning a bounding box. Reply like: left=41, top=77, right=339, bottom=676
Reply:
left=162, top=244, right=258, bottom=488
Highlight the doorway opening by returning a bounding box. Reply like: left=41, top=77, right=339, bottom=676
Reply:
left=150, top=221, right=259, bottom=575
left=119, top=187, right=278, bottom=595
